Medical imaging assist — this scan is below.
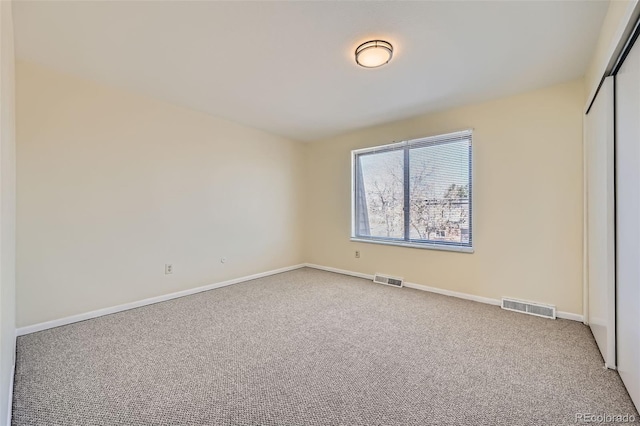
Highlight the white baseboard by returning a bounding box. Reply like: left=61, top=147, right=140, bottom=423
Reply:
left=16, top=262, right=583, bottom=337
left=403, top=281, right=501, bottom=306
left=6, top=355, right=14, bottom=426
left=304, top=263, right=374, bottom=281
left=555, top=311, right=584, bottom=322
left=16, top=264, right=306, bottom=336
left=304, top=263, right=583, bottom=322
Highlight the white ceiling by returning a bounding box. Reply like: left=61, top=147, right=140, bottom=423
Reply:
left=13, top=1, right=608, bottom=142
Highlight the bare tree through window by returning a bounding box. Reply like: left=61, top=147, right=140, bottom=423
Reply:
left=354, top=132, right=472, bottom=249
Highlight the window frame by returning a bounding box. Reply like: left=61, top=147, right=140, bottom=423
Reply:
left=350, top=130, right=474, bottom=253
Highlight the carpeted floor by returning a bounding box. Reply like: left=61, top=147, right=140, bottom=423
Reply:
left=12, top=268, right=639, bottom=425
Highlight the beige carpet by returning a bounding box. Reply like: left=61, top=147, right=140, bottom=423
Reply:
left=12, top=268, right=639, bottom=425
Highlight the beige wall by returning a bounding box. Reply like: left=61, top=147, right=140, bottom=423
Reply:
left=16, top=64, right=586, bottom=327
left=304, top=80, right=585, bottom=315
left=16, top=61, right=304, bottom=327
left=0, top=1, right=16, bottom=423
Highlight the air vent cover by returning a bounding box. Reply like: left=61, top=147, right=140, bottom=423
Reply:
left=501, top=297, right=556, bottom=319
left=373, top=273, right=404, bottom=288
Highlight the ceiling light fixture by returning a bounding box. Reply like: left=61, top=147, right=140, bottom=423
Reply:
left=355, top=40, right=393, bottom=68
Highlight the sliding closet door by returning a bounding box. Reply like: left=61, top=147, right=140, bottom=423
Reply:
left=615, top=38, right=640, bottom=409
left=585, top=76, right=615, bottom=368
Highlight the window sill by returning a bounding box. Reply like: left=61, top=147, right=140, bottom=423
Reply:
left=350, top=237, right=474, bottom=253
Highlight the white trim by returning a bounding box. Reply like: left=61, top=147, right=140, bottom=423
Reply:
left=404, top=280, right=499, bottom=306
left=6, top=356, right=14, bottom=426
left=350, top=238, right=474, bottom=253
left=16, top=264, right=306, bottom=336
left=583, top=112, right=589, bottom=325
left=556, top=311, right=585, bottom=322
left=304, top=263, right=583, bottom=322
left=305, top=263, right=374, bottom=280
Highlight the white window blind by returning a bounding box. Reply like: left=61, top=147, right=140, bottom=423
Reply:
left=352, top=130, right=473, bottom=252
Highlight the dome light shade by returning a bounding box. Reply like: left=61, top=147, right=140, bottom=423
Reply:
left=355, top=40, right=393, bottom=68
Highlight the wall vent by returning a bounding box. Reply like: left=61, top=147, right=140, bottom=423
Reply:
left=501, top=297, right=556, bottom=319
left=373, top=273, right=404, bottom=288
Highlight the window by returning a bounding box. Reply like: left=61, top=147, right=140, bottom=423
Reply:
left=352, top=130, right=473, bottom=252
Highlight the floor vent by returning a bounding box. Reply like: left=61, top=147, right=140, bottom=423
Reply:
left=373, top=273, right=404, bottom=288
left=501, top=297, right=556, bottom=319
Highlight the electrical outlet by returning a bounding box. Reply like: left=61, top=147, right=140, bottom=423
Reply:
left=165, top=264, right=173, bottom=275
left=355, top=251, right=360, bottom=258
